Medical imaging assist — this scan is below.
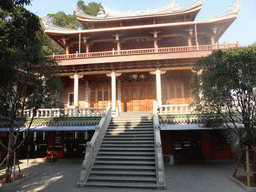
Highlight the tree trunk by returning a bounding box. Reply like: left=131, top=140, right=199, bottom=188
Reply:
left=5, top=133, right=14, bottom=183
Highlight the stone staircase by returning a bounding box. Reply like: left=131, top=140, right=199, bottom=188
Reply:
left=84, top=112, right=158, bottom=188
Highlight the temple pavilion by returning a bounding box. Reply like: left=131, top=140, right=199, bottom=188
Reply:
left=0, top=0, right=242, bottom=188
left=42, top=0, right=240, bottom=113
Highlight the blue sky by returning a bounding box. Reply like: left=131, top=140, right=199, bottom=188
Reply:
left=25, top=0, right=256, bottom=46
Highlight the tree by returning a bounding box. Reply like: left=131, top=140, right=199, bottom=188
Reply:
left=47, top=1, right=103, bottom=30
left=47, top=11, right=81, bottom=30
left=0, top=0, right=62, bottom=182
left=39, top=22, right=65, bottom=56
left=190, top=46, right=256, bottom=145
left=77, top=1, right=103, bottom=16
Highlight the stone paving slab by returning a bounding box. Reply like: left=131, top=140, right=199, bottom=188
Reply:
left=0, top=158, right=245, bottom=192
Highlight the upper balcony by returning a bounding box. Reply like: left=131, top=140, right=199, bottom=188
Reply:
left=48, top=43, right=239, bottom=71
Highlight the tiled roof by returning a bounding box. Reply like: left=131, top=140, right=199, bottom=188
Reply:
left=74, top=0, right=202, bottom=19
left=0, top=117, right=101, bottom=128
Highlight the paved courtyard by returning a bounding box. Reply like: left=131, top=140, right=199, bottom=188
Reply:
left=0, top=158, right=245, bottom=192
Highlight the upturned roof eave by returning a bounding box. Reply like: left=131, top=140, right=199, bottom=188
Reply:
left=44, top=14, right=238, bottom=36
left=76, top=4, right=202, bottom=23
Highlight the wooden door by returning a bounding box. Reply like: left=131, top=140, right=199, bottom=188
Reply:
left=122, top=85, right=131, bottom=112
left=121, top=81, right=156, bottom=112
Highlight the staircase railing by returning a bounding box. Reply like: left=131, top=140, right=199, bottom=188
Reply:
left=153, top=114, right=166, bottom=188
left=78, top=103, right=112, bottom=187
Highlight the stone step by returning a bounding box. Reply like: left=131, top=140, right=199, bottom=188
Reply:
left=97, top=151, right=155, bottom=156
left=106, top=131, right=154, bottom=135
left=103, top=137, right=154, bottom=140
left=101, top=143, right=154, bottom=147
left=80, top=112, right=158, bottom=189
left=84, top=181, right=157, bottom=188
left=99, top=148, right=154, bottom=152
left=108, top=123, right=153, bottom=129
left=89, top=170, right=156, bottom=176
left=112, top=117, right=152, bottom=120
left=92, top=165, right=155, bottom=171
left=119, top=111, right=153, bottom=116
left=96, top=156, right=155, bottom=161
left=104, top=134, right=154, bottom=137
left=110, top=121, right=153, bottom=124
left=88, top=175, right=156, bottom=182
left=107, top=126, right=154, bottom=131
left=94, top=160, right=155, bottom=165
left=107, top=127, right=153, bottom=131
left=102, top=140, right=154, bottom=144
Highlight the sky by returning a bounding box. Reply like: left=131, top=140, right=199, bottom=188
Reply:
left=25, top=0, right=256, bottom=46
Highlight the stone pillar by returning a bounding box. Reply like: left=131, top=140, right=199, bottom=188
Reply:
left=150, top=69, right=166, bottom=106
left=111, top=72, right=116, bottom=111
left=70, top=74, right=83, bottom=110
left=156, top=69, right=162, bottom=105
left=74, top=74, right=79, bottom=108
left=107, top=72, right=121, bottom=111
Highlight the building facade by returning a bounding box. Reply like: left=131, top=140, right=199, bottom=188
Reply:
left=43, top=0, right=240, bottom=112
left=31, top=0, right=241, bottom=161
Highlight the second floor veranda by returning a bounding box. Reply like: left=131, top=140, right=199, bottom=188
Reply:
left=49, top=43, right=239, bottom=66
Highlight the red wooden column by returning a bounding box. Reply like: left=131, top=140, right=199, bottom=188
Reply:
left=201, top=130, right=212, bottom=159
left=150, top=30, right=161, bottom=52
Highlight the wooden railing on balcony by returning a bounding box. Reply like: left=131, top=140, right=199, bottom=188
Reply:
left=49, top=43, right=239, bottom=60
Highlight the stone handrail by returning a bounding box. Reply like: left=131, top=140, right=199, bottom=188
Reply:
left=49, top=43, right=239, bottom=60
left=65, top=107, right=106, bottom=117
left=78, top=103, right=112, bottom=186
left=159, top=104, right=192, bottom=114
left=19, top=107, right=106, bottom=118
left=153, top=115, right=166, bottom=188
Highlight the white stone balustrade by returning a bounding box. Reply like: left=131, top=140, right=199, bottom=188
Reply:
left=18, top=107, right=106, bottom=118
left=153, top=115, right=166, bottom=188
left=78, top=103, right=112, bottom=186
left=159, top=104, right=192, bottom=114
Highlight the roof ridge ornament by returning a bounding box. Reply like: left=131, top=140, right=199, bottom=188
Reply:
left=203, top=0, right=241, bottom=21
left=42, top=15, right=76, bottom=31
left=74, top=0, right=202, bottom=19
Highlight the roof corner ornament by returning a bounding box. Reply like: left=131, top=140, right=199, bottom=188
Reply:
left=203, top=0, right=241, bottom=21
left=229, top=0, right=241, bottom=11
left=97, top=7, right=107, bottom=18
left=42, top=15, right=75, bottom=32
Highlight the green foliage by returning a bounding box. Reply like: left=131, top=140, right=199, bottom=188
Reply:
left=47, top=11, right=81, bottom=30
left=47, top=1, right=103, bottom=30
left=190, top=46, right=256, bottom=145
left=38, top=20, right=65, bottom=55
left=0, top=1, right=63, bottom=182
left=77, top=1, right=102, bottom=16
